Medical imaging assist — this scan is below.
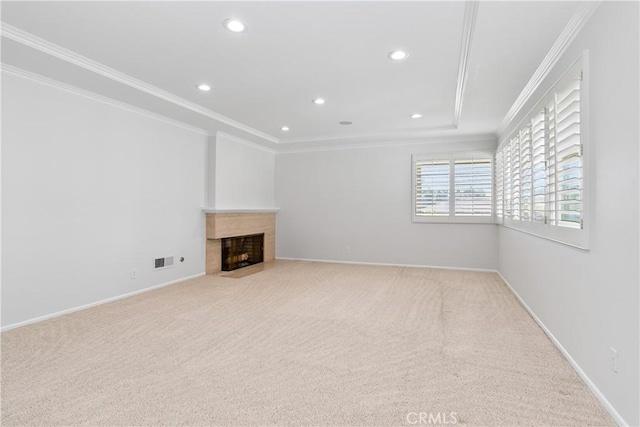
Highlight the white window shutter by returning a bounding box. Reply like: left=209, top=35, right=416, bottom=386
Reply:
left=495, top=151, right=504, bottom=221
left=520, top=125, right=533, bottom=221
left=413, top=153, right=493, bottom=223
left=415, top=159, right=450, bottom=217
left=494, top=58, right=586, bottom=248
left=547, top=96, right=558, bottom=225
left=454, top=157, right=492, bottom=217
left=531, top=109, right=547, bottom=223
left=555, top=77, right=582, bottom=229
left=510, top=136, right=521, bottom=220
left=504, top=143, right=512, bottom=219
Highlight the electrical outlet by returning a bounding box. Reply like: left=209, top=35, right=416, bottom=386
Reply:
left=131, top=269, right=138, bottom=280
left=345, top=246, right=350, bottom=255
left=610, top=347, right=618, bottom=373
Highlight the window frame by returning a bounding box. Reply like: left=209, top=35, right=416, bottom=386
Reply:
left=412, top=151, right=495, bottom=224
left=495, top=53, right=590, bottom=250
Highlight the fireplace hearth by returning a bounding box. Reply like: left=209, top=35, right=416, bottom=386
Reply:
left=221, top=233, right=264, bottom=271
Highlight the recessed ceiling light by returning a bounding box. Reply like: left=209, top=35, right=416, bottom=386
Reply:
left=197, top=84, right=211, bottom=92
left=339, top=121, right=353, bottom=125
left=410, top=113, right=423, bottom=119
left=223, top=19, right=246, bottom=32
left=281, top=126, right=290, bottom=131
left=388, top=50, right=409, bottom=61
left=312, top=98, right=325, bottom=105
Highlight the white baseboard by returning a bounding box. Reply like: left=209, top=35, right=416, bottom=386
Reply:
left=276, top=256, right=497, bottom=273
left=1, top=272, right=206, bottom=333
left=496, top=271, right=628, bottom=427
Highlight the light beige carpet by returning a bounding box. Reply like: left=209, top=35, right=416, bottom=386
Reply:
left=1, top=260, right=613, bottom=426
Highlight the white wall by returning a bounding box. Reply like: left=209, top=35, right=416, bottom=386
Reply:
left=276, top=139, right=498, bottom=270
left=213, top=132, right=276, bottom=210
left=206, top=135, right=216, bottom=207
left=1, top=71, right=208, bottom=328
left=498, top=3, right=639, bottom=425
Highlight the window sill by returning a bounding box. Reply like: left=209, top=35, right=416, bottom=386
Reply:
left=412, top=217, right=497, bottom=225
left=499, top=223, right=589, bottom=251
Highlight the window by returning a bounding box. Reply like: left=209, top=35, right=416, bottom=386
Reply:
left=510, top=136, right=520, bottom=220
left=494, top=57, right=588, bottom=248
left=531, top=109, right=546, bottom=223
left=414, top=157, right=450, bottom=217
left=413, top=152, right=493, bottom=223
left=495, top=151, right=504, bottom=221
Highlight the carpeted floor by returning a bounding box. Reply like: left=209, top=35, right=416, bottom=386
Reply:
left=1, top=260, right=613, bottom=426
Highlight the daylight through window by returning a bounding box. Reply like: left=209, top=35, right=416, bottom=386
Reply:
left=494, top=59, right=587, bottom=248
left=413, top=153, right=493, bottom=223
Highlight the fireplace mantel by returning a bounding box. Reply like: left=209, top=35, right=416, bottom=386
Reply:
left=204, top=210, right=276, bottom=274
left=202, top=208, right=279, bottom=214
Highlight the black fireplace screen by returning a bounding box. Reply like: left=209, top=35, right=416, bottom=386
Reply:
left=221, top=233, right=264, bottom=271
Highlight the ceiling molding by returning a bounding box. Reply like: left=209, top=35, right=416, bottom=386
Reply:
left=3, top=60, right=495, bottom=156
left=277, top=133, right=498, bottom=154
left=0, top=22, right=279, bottom=145
left=280, top=123, right=457, bottom=145
left=497, top=1, right=601, bottom=136
left=216, top=131, right=277, bottom=155
left=453, top=1, right=478, bottom=127
left=1, top=63, right=209, bottom=136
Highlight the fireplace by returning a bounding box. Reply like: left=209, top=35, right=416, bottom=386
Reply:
left=221, top=233, right=264, bottom=271
left=204, top=211, right=276, bottom=274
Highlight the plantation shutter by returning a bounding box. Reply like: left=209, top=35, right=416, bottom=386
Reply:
left=495, top=151, right=504, bottom=220
left=546, top=97, right=557, bottom=225
left=519, top=125, right=533, bottom=221
left=504, top=143, right=512, bottom=218
left=493, top=59, right=586, bottom=247
left=510, top=136, right=521, bottom=220
left=415, top=159, right=450, bottom=217
left=554, top=77, right=582, bottom=229
left=531, top=109, right=547, bottom=223
left=454, top=157, right=492, bottom=217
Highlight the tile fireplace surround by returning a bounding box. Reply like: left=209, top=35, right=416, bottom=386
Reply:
left=203, top=209, right=277, bottom=274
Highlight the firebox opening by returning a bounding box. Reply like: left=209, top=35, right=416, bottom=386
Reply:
left=221, top=233, right=264, bottom=272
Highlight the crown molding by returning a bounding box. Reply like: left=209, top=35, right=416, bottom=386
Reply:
left=453, top=1, right=478, bottom=127
left=497, top=1, right=601, bottom=136
left=1, top=63, right=210, bottom=136
left=277, top=133, right=497, bottom=154
left=279, top=123, right=457, bottom=146
left=0, top=22, right=279, bottom=144
left=216, top=131, right=277, bottom=154
left=497, top=51, right=587, bottom=149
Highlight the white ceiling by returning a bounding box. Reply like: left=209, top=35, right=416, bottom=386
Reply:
left=1, top=1, right=582, bottom=148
